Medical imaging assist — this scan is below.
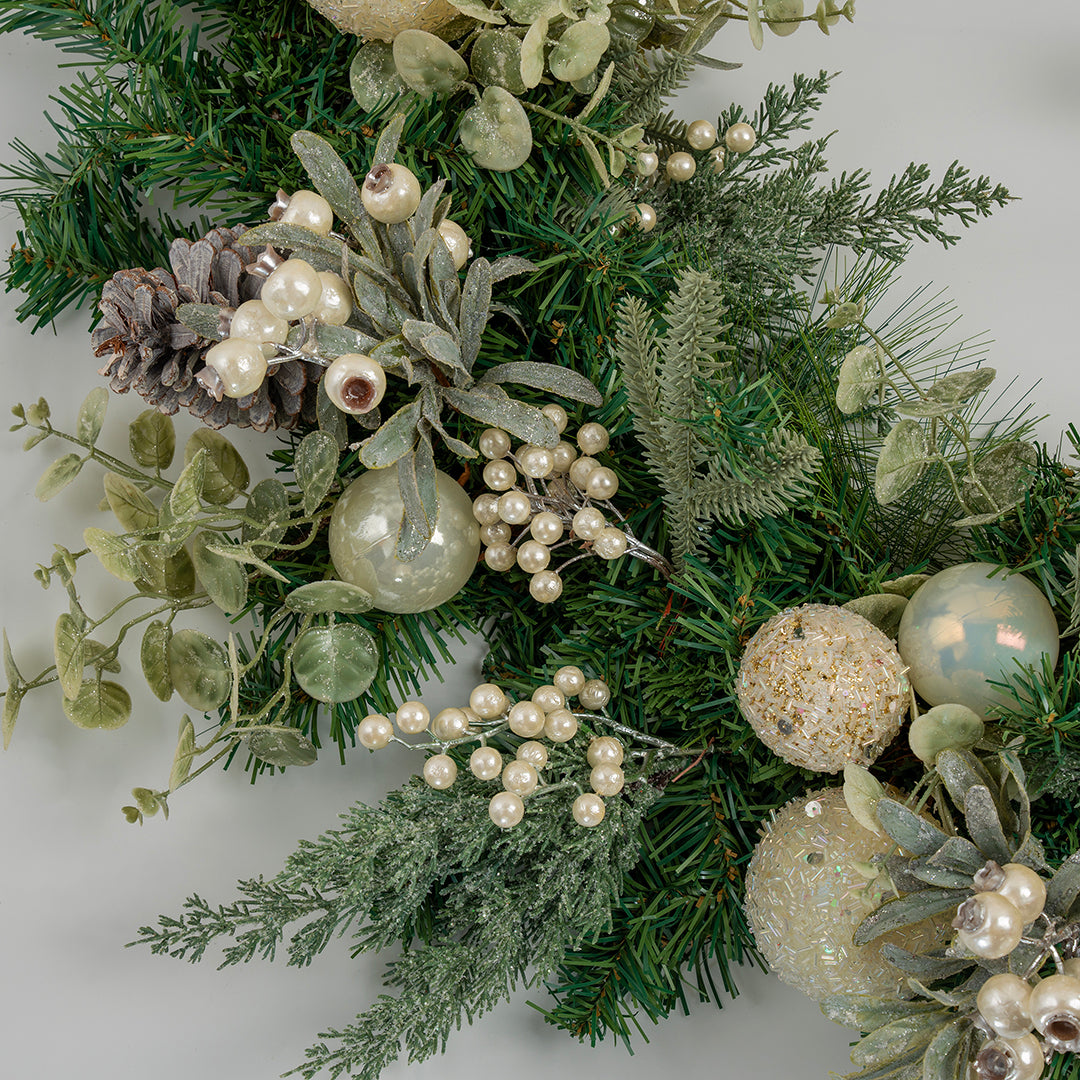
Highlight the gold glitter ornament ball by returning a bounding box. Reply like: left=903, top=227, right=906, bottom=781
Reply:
left=305, top=0, right=459, bottom=41
left=745, top=788, right=946, bottom=1001
left=737, top=604, right=909, bottom=772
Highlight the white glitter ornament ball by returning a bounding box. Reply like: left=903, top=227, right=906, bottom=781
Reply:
left=897, top=562, right=1059, bottom=719
left=745, top=787, right=946, bottom=1001
left=305, top=0, right=459, bottom=41
left=737, top=605, right=909, bottom=772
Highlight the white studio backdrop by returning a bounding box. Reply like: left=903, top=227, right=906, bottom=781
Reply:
left=0, top=4, right=1076, bottom=1079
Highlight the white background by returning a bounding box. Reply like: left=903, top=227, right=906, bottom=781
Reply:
left=1, top=4, right=1078, bottom=1078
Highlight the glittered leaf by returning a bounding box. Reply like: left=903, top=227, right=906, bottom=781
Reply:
left=169, top=715, right=196, bottom=790
left=927, top=835, right=985, bottom=876
left=836, top=344, right=881, bottom=414
left=291, top=130, right=371, bottom=245
left=242, top=478, right=291, bottom=545
left=578, top=61, right=614, bottom=122
left=84, top=527, right=142, bottom=582
left=458, top=258, right=494, bottom=369
left=875, top=420, right=928, bottom=506
left=448, top=0, right=505, bottom=21
left=295, top=430, right=340, bottom=515
left=291, top=624, right=378, bottom=704
left=83, top=639, right=120, bottom=673
left=350, top=41, right=410, bottom=111
left=136, top=544, right=197, bottom=599
left=820, top=995, right=947, bottom=1031
left=128, top=410, right=175, bottom=469
left=963, top=785, right=1012, bottom=863
left=920, top=1018, right=970, bottom=1080
left=284, top=581, right=374, bottom=615
left=393, top=30, right=468, bottom=96
left=853, top=889, right=960, bottom=946
left=247, top=728, right=318, bottom=768
left=35, top=453, right=83, bottom=501
left=315, top=322, right=380, bottom=360
left=927, top=368, right=996, bottom=406
left=75, top=387, right=108, bottom=446
left=881, top=574, right=930, bottom=598
left=962, top=440, right=1036, bottom=516
left=850, top=1012, right=945, bottom=1069
left=396, top=437, right=438, bottom=560
left=876, top=944, right=973, bottom=981
left=202, top=540, right=290, bottom=583
left=170, top=449, right=205, bottom=519
left=843, top=764, right=886, bottom=836
left=477, top=361, right=602, bottom=405
left=935, top=748, right=995, bottom=812
left=578, top=131, right=609, bottom=187
left=443, top=386, right=558, bottom=447
left=167, top=629, right=230, bottom=712
left=359, top=400, right=421, bottom=468
left=62, top=678, right=131, bottom=731
left=104, top=473, right=157, bottom=532
left=519, top=16, right=547, bottom=88
left=185, top=429, right=249, bottom=505
left=54, top=612, right=85, bottom=701
left=316, top=379, right=349, bottom=452
left=141, top=621, right=173, bottom=702
left=192, top=533, right=249, bottom=614
left=175, top=303, right=225, bottom=342
left=875, top=798, right=950, bottom=857
left=1045, top=852, right=1080, bottom=919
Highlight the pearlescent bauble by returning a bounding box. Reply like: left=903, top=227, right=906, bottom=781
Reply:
left=897, top=562, right=1059, bottom=718
left=745, top=788, right=948, bottom=1001
left=737, top=604, right=909, bottom=772
left=329, top=468, right=479, bottom=614
left=304, top=0, right=459, bottom=42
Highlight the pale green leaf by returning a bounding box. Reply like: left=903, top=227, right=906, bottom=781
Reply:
left=131, top=787, right=161, bottom=817
left=167, top=629, right=230, bottom=712
left=292, top=624, right=378, bottom=704
left=317, top=378, right=348, bottom=451
left=295, top=430, right=340, bottom=515
left=170, top=449, right=206, bottom=519
left=136, top=544, right=197, bottom=599
left=62, top=678, right=131, bottom=731
left=185, top=429, right=249, bottom=505
left=442, top=386, right=558, bottom=447
left=350, top=41, right=410, bottom=112
left=54, top=612, right=85, bottom=701
left=36, top=453, right=83, bottom=501
left=359, top=400, right=421, bottom=468
left=519, top=16, right=547, bottom=89
left=202, top=541, right=290, bottom=583
left=875, top=420, right=928, bottom=505
left=76, top=387, right=108, bottom=446
left=962, top=440, right=1036, bottom=516
left=169, top=715, right=196, bottom=790
left=448, top=0, right=505, bottom=21
left=478, top=361, right=603, bottom=405
left=284, top=581, right=374, bottom=615
left=854, top=889, right=959, bottom=946
left=247, top=727, right=318, bottom=767
left=192, top=533, right=249, bottom=614
left=747, top=0, right=764, bottom=48
left=104, top=473, right=157, bottom=532
left=843, top=764, right=886, bottom=837
left=579, top=131, right=610, bottom=187
left=577, top=61, right=614, bottom=121
left=141, top=621, right=173, bottom=702
left=2, top=684, right=22, bottom=750
left=836, top=344, right=881, bottom=414
left=84, top=527, right=142, bottom=582
left=242, top=478, right=292, bottom=545
left=129, top=410, right=175, bottom=469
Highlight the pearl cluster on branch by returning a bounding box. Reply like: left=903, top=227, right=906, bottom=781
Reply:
left=353, top=667, right=636, bottom=830
left=195, top=166, right=473, bottom=417
left=473, top=408, right=673, bottom=600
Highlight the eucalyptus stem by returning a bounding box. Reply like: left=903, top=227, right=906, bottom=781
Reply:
left=33, top=422, right=174, bottom=490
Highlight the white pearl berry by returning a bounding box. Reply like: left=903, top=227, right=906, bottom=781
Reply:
left=544, top=708, right=578, bottom=742
left=955, top=892, right=1025, bottom=958
left=261, top=258, right=323, bottom=320
left=516, top=740, right=548, bottom=769
left=587, top=736, right=624, bottom=767
left=579, top=678, right=610, bottom=710
left=502, top=759, right=538, bottom=796
left=437, top=218, right=471, bottom=270
left=584, top=466, right=619, bottom=501
left=489, top=790, right=524, bottom=829
left=497, top=490, right=531, bottom=525
left=204, top=337, right=268, bottom=399
left=280, top=189, right=334, bottom=235
left=553, top=665, right=586, bottom=696
left=531, top=684, right=565, bottom=713
left=636, top=151, right=659, bottom=177
left=358, top=713, right=394, bottom=749
left=423, top=754, right=457, bottom=789
left=530, top=511, right=564, bottom=545
left=432, top=707, right=470, bottom=741
left=666, top=151, right=696, bottom=182
left=686, top=119, right=718, bottom=150
left=576, top=422, right=610, bottom=455
left=479, top=522, right=510, bottom=546
left=1028, top=973, right=1080, bottom=1047
left=593, top=527, right=628, bottom=560
left=469, top=683, right=507, bottom=719
left=573, top=792, right=606, bottom=827
left=472, top=493, right=501, bottom=525
left=996, top=863, right=1047, bottom=924
left=517, top=540, right=550, bottom=574
left=568, top=456, right=599, bottom=489
left=541, top=403, right=568, bottom=433
left=229, top=299, right=288, bottom=358
left=482, top=459, right=516, bottom=491
left=518, top=445, right=555, bottom=479
left=572, top=507, right=606, bottom=540
left=313, top=272, right=353, bottom=325
left=396, top=701, right=430, bottom=734
left=324, top=353, right=387, bottom=415
left=977, top=972, right=1035, bottom=1039
left=590, top=763, right=625, bottom=796
left=508, top=700, right=545, bottom=738
left=484, top=543, right=516, bottom=572
left=470, top=745, right=503, bottom=780
left=479, top=428, right=511, bottom=460
left=551, top=440, right=578, bottom=473
left=629, top=203, right=657, bottom=233
left=725, top=122, right=757, bottom=154
left=361, top=162, right=421, bottom=224
left=529, top=570, right=563, bottom=604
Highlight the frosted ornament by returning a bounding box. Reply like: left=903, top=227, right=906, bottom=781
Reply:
left=737, top=604, right=909, bottom=772
left=329, top=468, right=480, bottom=614
left=304, top=0, right=459, bottom=42
left=897, top=562, right=1059, bottom=718
left=744, top=787, right=947, bottom=1002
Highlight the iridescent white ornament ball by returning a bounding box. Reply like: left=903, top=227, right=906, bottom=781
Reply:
left=736, top=604, right=909, bottom=772
left=745, top=787, right=947, bottom=1001
left=329, top=468, right=480, bottom=614
left=897, top=562, right=1059, bottom=718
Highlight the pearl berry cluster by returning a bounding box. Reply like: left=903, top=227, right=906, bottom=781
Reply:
left=955, top=860, right=1080, bottom=1080
left=473, top=409, right=672, bottom=601
left=355, top=667, right=630, bottom=830
left=195, top=166, right=473, bottom=417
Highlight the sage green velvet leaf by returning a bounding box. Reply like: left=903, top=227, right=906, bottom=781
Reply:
left=103, top=472, right=157, bottom=532
left=502, top=0, right=556, bottom=21
left=854, top=889, right=960, bottom=946
left=242, top=478, right=291, bottom=545
left=36, top=453, right=83, bottom=501
left=477, top=360, right=602, bottom=405
left=84, top=527, right=142, bottom=582
left=170, top=449, right=205, bottom=519
left=908, top=704, right=984, bottom=766
left=396, top=438, right=438, bottom=559
left=247, top=727, right=318, bottom=768
left=290, top=130, right=369, bottom=238
left=175, top=303, right=225, bottom=341
left=185, top=429, right=249, bottom=505
left=315, top=322, right=380, bottom=361
left=935, top=749, right=996, bottom=813
left=192, top=533, right=249, bottom=614
left=169, top=715, right=196, bottom=790
left=963, top=785, right=1012, bottom=863
left=54, top=612, right=85, bottom=701
left=920, top=1018, right=969, bottom=1080
left=836, top=344, right=881, bottom=414
left=76, top=387, right=108, bottom=446
left=202, top=540, right=289, bottom=583
left=881, top=573, right=930, bottom=598
left=927, top=835, right=985, bottom=875
left=850, top=1012, right=945, bottom=1069
left=876, top=798, right=950, bottom=856
left=238, top=222, right=357, bottom=273
left=136, top=544, right=197, bottom=599
left=292, top=624, right=378, bottom=704
left=843, top=763, right=886, bottom=836
left=578, top=131, right=609, bottom=186
left=167, top=629, right=230, bottom=712
left=141, top=620, right=173, bottom=702
left=459, top=87, right=533, bottom=171
left=519, top=15, right=547, bottom=88
left=876, top=420, right=928, bottom=505
left=62, top=678, right=131, bottom=731
left=443, top=386, right=559, bottom=447
left=1045, top=852, right=1080, bottom=918
left=927, top=368, right=996, bottom=406
left=458, top=257, right=493, bottom=368
left=359, top=400, right=421, bottom=468
left=877, top=943, right=973, bottom=981
left=820, top=994, right=947, bottom=1031
left=316, top=379, right=349, bottom=452
left=295, top=430, right=340, bottom=515
left=284, top=581, right=374, bottom=615
left=843, top=593, right=907, bottom=638
left=350, top=41, right=410, bottom=111
left=393, top=30, right=468, bottom=96
left=372, top=112, right=406, bottom=167
left=128, top=409, right=175, bottom=469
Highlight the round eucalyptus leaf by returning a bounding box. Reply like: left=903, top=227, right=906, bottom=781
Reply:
left=548, top=20, right=610, bottom=83
left=247, top=728, right=318, bottom=768
left=62, top=678, right=132, bottom=731
left=129, top=409, right=175, bottom=469
left=292, top=624, right=378, bottom=704
left=502, top=0, right=556, bottom=22
left=927, top=367, right=996, bottom=406
left=459, top=87, right=533, bottom=172
left=470, top=29, right=526, bottom=94
left=962, top=439, right=1037, bottom=515
left=285, top=581, right=374, bottom=615
left=131, top=787, right=161, bottom=817
left=393, top=30, right=468, bottom=96
left=192, top=533, right=249, bottom=614
left=835, top=344, right=881, bottom=414
left=136, top=544, right=197, bottom=600
left=185, top=429, right=249, bottom=505
left=608, top=0, right=654, bottom=47
left=167, top=629, right=230, bottom=712
left=243, top=478, right=291, bottom=544
left=874, top=419, right=928, bottom=506
left=141, top=621, right=174, bottom=702
left=351, top=41, right=410, bottom=111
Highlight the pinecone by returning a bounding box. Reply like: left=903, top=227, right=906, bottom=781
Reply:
left=92, top=226, right=319, bottom=431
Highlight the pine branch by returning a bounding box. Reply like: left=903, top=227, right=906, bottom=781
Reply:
left=611, top=49, right=699, bottom=129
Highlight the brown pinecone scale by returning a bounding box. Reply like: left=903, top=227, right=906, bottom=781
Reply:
left=92, top=226, right=320, bottom=431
